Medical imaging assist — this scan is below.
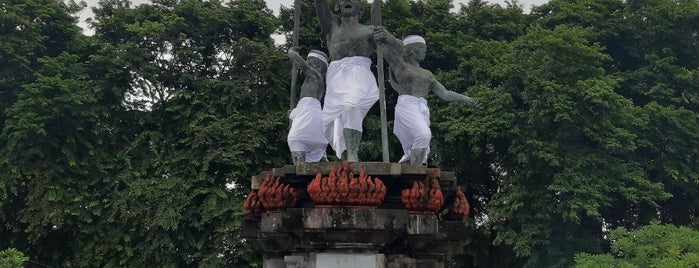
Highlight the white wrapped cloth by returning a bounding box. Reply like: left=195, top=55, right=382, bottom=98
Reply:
left=288, top=97, right=328, bottom=162
left=322, top=56, right=379, bottom=158
left=393, top=95, right=431, bottom=164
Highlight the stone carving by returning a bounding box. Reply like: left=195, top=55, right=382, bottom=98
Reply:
left=446, top=186, right=470, bottom=222
left=314, top=0, right=381, bottom=162
left=307, top=162, right=386, bottom=207
left=257, top=173, right=298, bottom=211
left=243, top=190, right=264, bottom=216
left=401, top=170, right=443, bottom=213
left=287, top=48, right=330, bottom=165
left=374, top=31, right=480, bottom=165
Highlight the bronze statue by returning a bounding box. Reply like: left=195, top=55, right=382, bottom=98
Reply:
left=287, top=47, right=330, bottom=164
left=314, top=0, right=380, bottom=162
left=374, top=31, right=479, bottom=165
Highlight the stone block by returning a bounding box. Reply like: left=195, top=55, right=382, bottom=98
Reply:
left=272, top=165, right=296, bottom=177
left=439, top=171, right=454, bottom=182
left=260, top=211, right=285, bottom=233
left=399, top=164, right=428, bottom=175
left=263, top=258, right=286, bottom=268
left=295, top=162, right=401, bottom=176
left=407, top=214, right=438, bottom=235
left=251, top=172, right=269, bottom=190
left=303, top=208, right=406, bottom=230
left=312, top=253, right=385, bottom=268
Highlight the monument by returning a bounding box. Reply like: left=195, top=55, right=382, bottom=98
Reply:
left=242, top=1, right=475, bottom=267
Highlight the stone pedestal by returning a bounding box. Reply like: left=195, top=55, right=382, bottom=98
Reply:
left=244, top=162, right=468, bottom=268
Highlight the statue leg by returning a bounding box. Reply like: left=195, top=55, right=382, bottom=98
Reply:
left=342, top=108, right=363, bottom=162
left=410, top=134, right=431, bottom=165
left=409, top=148, right=427, bottom=166
left=343, top=128, right=362, bottom=162
left=291, top=151, right=306, bottom=165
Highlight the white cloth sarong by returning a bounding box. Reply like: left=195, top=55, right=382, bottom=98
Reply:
left=288, top=97, right=328, bottom=162
left=393, top=95, right=431, bottom=164
left=322, top=56, right=379, bottom=158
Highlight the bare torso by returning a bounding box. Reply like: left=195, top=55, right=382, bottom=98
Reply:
left=390, top=65, right=434, bottom=97
left=299, top=77, right=325, bottom=100
left=329, top=22, right=376, bottom=60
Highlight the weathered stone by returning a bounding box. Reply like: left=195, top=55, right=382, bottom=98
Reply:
left=312, top=253, right=386, bottom=268
left=386, top=255, right=416, bottom=268
left=407, top=214, right=438, bottom=235
left=246, top=163, right=469, bottom=267
left=399, top=164, right=427, bottom=175
left=251, top=171, right=269, bottom=190
left=260, top=211, right=285, bottom=233
left=272, top=165, right=296, bottom=177
left=303, top=208, right=407, bottom=230
left=295, top=162, right=401, bottom=176
left=415, top=258, right=443, bottom=268
left=263, top=258, right=286, bottom=268
left=439, top=171, right=454, bottom=182
left=284, top=254, right=309, bottom=268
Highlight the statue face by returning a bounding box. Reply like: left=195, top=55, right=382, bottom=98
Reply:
left=308, top=58, right=328, bottom=74
left=338, top=0, right=362, bottom=17
left=406, top=43, right=427, bottom=61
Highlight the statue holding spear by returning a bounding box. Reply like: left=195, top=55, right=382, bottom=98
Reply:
left=313, top=0, right=388, bottom=162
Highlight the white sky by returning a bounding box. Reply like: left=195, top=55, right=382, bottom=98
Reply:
left=78, top=0, right=550, bottom=35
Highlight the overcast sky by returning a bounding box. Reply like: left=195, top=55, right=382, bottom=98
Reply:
left=78, top=0, right=550, bottom=35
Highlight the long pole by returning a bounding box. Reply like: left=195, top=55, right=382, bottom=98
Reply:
left=289, top=0, right=301, bottom=111
left=371, top=0, right=389, bottom=163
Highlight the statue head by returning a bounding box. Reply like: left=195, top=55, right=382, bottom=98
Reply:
left=334, top=0, right=363, bottom=17
left=402, top=35, right=427, bottom=62
left=307, top=50, right=329, bottom=74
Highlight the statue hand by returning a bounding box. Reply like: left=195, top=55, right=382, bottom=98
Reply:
left=288, top=47, right=301, bottom=59
left=373, top=27, right=390, bottom=43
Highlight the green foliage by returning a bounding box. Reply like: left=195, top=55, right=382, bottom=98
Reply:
left=575, top=222, right=699, bottom=268
left=0, top=248, right=28, bottom=268
left=1, top=0, right=697, bottom=267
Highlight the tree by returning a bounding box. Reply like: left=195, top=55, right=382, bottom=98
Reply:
left=575, top=222, right=699, bottom=267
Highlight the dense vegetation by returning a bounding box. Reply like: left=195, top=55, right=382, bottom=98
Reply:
left=1, top=0, right=697, bottom=267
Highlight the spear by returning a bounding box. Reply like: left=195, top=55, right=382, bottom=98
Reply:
left=289, top=0, right=301, bottom=111
left=372, top=0, right=389, bottom=163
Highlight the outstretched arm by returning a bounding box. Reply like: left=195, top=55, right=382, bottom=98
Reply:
left=430, top=79, right=479, bottom=108
left=288, top=48, right=323, bottom=82
left=314, top=0, right=333, bottom=34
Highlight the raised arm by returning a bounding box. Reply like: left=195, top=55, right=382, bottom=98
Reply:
left=288, top=48, right=323, bottom=82
left=314, top=0, right=333, bottom=34
left=430, top=79, right=479, bottom=108
left=373, top=27, right=404, bottom=66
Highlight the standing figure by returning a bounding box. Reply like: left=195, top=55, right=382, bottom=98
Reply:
left=314, top=0, right=380, bottom=162
left=287, top=47, right=330, bottom=165
left=374, top=32, right=479, bottom=165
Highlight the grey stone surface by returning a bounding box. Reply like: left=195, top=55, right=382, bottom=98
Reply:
left=295, top=162, right=402, bottom=176
left=285, top=254, right=309, bottom=268
left=263, top=258, right=286, bottom=268
left=387, top=255, right=416, bottom=268
left=245, top=164, right=468, bottom=266
left=407, top=214, right=438, bottom=235
left=303, top=208, right=407, bottom=230
left=273, top=165, right=297, bottom=177
left=312, top=253, right=385, bottom=268
left=261, top=211, right=284, bottom=233
left=251, top=171, right=270, bottom=190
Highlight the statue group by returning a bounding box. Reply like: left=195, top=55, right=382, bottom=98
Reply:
left=287, top=0, right=479, bottom=166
